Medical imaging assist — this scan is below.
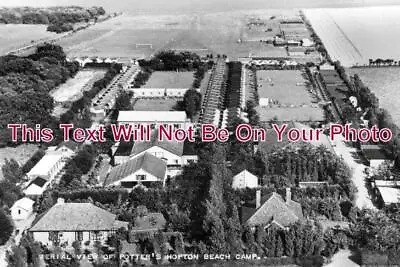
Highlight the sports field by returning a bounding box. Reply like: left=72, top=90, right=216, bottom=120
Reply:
left=144, top=71, right=194, bottom=88
left=257, top=70, right=314, bottom=106
left=133, top=98, right=178, bottom=111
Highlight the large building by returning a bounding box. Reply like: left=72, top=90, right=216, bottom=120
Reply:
left=117, top=110, right=190, bottom=130
left=232, top=170, right=259, bottom=189
left=29, top=198, right=128, bottom=248
left=103, top=152, right=167, bottom=188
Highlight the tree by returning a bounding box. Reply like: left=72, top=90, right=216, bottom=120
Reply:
left=2, top=158, right=23, bottom=183
left=182, top=89, right=202, bottom=120
left=0, top=208, right=13, bottom=245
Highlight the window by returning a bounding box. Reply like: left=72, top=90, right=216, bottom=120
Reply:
left=18, top=209, right=21, bottom=215
left=75, top=231, right=83, bottom=241
left=49, top=231, right=60, bottom=242
left=154, top=152, right=164, bottom=158
left=90, top=231, right=102, bottom=241
left=174, top=124, right=180, bottom=129
left=136, top=174, right=146, bottom=181
left=174, top=159, right=179, bottom=164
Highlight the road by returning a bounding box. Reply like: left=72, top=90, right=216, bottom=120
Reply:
left=332, top=134, right=375, bottom=210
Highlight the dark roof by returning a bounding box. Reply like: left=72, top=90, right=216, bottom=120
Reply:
left=182, top=140, right=197, bottom=156
left=131, top=130, right=183, bottom=157
left=103, top=152, right=167, bottom=186
left=131, top=212, right=166, bottom=232
left=361, top=145, right=393, bottom=160
left=30, top=177, right=48, bottom=186
left=241, top=192, right=303, bottom=228
left=115, top=141, right=135, bottom=157
left=57, top=140, right=79, bottom=151
left=30, top=202, right=124, bottom=231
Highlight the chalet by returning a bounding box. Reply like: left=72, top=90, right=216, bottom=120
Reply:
left=24, top=145, right=76, bottom=197
left=241, top=188, right=303, bottom=230
left=11, top=197, right=35, bottom=221
left=103, top=152, right=167, bottom=188
left=361, top=145, right=394, bottom=169
left=299, top=181, right=329, bottom=188
left=232, top=170, right=259, bottom=189
left=29, top=198, right=128, bottom=248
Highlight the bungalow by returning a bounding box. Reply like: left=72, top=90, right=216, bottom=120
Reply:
left=361, top=145, right=394, bottom=169
left=118, top=111, right=190, bottom=130
left=241, top=188, right=303, bottom=230
left=103, top=152, right=167, bottom=188
left=232, top=170, right=259, bottom=189
left=11, top=197, right=35, bottom=221
left=29, top=198, right=128, bottom=248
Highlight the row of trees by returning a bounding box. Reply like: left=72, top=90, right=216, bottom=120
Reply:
left=138, top=50, right=203, bottom=71
left=0, top=6, right=105, bottom=25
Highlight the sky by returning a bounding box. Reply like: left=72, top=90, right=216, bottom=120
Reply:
left=1, top=0, right=400, bottom=14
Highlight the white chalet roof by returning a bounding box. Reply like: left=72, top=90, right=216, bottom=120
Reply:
left=27, top=151, right=63, bottom=178
left=118, top=111, right=187, bottom=123
left=24, top=183, right=46, bottom=196
left=377, top=186, right=400, bottom=204
left=232, top=170, right=259, bottom=189
left=11, top=197, right=34, bottom=212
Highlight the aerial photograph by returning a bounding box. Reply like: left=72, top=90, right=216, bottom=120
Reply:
left=1, top=0, right=400, bottom=266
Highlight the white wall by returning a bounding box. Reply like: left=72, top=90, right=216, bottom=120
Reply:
left=11, top=207, right=33, bottom=221
left=32, top=230, right=111, bottom=247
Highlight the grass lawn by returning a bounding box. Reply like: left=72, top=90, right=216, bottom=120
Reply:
left=257, top=70, right=314, bottom=106
left=257, top=106, right=324, bottom=122
left=0, top=24, right=56, bottom=54
left=144, top=71, right=194, bottom=89
left=51, top=68, right=107, bottom=102
left=133, top=98, right=178, bottom=111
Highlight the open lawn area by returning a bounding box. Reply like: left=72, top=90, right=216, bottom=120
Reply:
left=50, top=68, right=107, bottom=102
left=0, top=144, right=39, bottom=180
left=133, top=98, right=178, bottom=111
left=144, top=71, right=194, bottom=89
left=256, top=106, right=324, bottom=122
left=0, top=24, right=56, bottom=55
left=257, top=70, right=314, bottom=106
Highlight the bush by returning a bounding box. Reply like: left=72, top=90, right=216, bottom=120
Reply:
left=0, top=208, right=13, bottom=245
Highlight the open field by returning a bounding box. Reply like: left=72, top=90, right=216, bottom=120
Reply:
left=144, top=71, right=194, bottom=88
left=51, top=68, right=107, bottom=102
left=257, top=70, right=314, bottom=106
left=133, top=98, right=178, bottom=111
left=304, top=6, right=400, bottom=67
left=0, top=24, right=57, bottom=55
left=56, top=9, right=305, bottom=59
left=348, top=67, right=400, bottom=126
left=0, top=144, right=39, bottom=180
left=256, top=106, right=324, bottom=122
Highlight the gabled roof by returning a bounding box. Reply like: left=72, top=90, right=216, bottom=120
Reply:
left=131, top=130, right=184, bottom=157
left=30, top=202, right=123, bottom=231
left=131, top=213, right=166, bottom=232
left=242, top=192, right=303, bottom=228
left=104, top=152, right=167, bottom=186
left=57, top=140, right=79, bottom=152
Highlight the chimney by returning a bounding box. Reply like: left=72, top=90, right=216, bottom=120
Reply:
left=286, top=188, right=291, bottom=204
left=56, top=198, right=65, bottom=205
left=256, top=190, right=261, bottom=209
